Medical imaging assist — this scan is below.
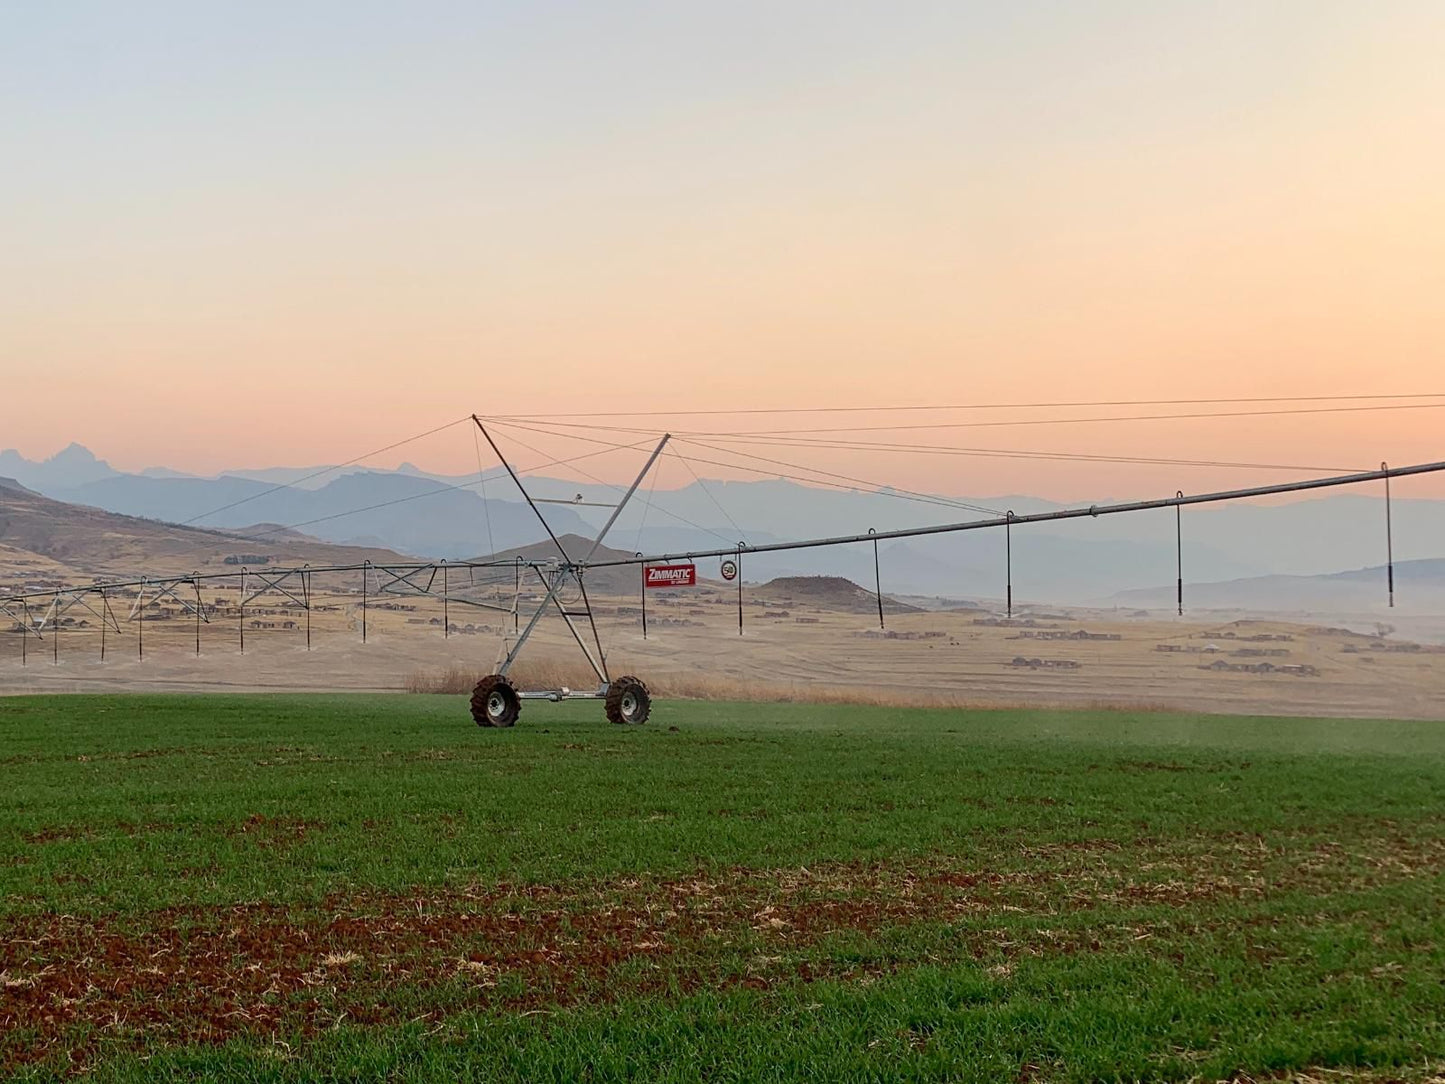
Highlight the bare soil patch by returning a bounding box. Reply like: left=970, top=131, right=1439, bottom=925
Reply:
left=4, top=833, right=1442, bottom=1073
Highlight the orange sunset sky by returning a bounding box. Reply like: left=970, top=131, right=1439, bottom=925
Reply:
left=2, top=2, right=1443, bottom=500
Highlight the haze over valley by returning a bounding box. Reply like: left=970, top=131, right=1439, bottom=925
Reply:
left=4, top=440, right=1442, bottom=623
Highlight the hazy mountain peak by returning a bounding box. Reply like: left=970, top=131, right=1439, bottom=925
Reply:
left=50, top=441, right=101, bottom=464
left=0, top=442, right=118, bottom=490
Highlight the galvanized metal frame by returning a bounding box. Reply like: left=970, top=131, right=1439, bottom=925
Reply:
left=1, top=600, right=40, bottom=640
left=471, top=415, right=672, bottom=698
left=7, top=453, right=1444, bottom=689
left=126, top=576, right=209, bottom=624
left=584, top=459, right=1445, bottom=570
left=1, top=558, right=539, bottom=607
left=4, top=460, right=1440, bottom=611
left=371, top=561, right=518, bottom=617
left=240, top=568, right=309, bottom=610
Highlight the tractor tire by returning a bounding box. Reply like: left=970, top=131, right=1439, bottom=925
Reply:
left=471, top=674, right=521, bottom=728
left=605, top=676, right=651, bottom=725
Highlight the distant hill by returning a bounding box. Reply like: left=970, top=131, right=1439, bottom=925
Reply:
left=451, top=549, right=925, bottom=614
left=49, top=470, right=593, bottom=560
left=754, top=575, right=922, bottom=615
left=467, top=534, right=652, bottom=596
left=0, top=477, right=37, bottom=496
left=0, top=478, right=410, bottom=587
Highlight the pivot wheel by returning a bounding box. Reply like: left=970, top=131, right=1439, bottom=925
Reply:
left=471, top=674, right=521, bottom=728
left=605, top=676, right=651, bottom=725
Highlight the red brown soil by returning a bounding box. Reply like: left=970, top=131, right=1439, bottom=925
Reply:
left=3, top=836, right=1441, bottom=1074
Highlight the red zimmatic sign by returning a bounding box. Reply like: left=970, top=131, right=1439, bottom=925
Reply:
left=643, top=563, right=696, bottom=588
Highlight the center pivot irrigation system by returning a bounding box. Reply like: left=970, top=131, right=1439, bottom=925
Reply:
left=462, top=418, right=670, bottom=727
left=4, top=410, right=1444, bottom=728
left=456, top=419, right=1445, bottom=728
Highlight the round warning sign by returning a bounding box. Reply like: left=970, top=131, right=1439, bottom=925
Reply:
left=720, top=558, right=738, bottom=582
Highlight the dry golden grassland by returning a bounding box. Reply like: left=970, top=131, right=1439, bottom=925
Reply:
left=4, top=578, right=1444, bottom=718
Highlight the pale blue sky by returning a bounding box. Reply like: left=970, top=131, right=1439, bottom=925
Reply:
left=2, top=2, right=1442, bottom=496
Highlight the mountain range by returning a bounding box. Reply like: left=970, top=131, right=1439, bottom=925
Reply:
left=4, top=442, right=1443, bottom=609
left=0, top=474, right=406, bottom=583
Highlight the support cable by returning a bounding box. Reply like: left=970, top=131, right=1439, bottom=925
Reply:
left=583, top=460, right=1445, bottom=570
left=474, top=424, right=498, bottom=562
left=485, top=421, right=736, bottom=548
left=675, top=436, right=1004, bottom=516
left=665, top=433, right=1356, bottom=475
left=180, top=416, right=471, bottom=526
left=677, top=401, right=1445, bottom=437
left=491, top=416, right=1004, bottom=517
left=241, top=437, right=652, bottom=545
left=634, top=459, right=660, bottom=555
left=669, top=445, right=749, bottom=541
left=507, top=416, right=1358, bottom=474
left=494, top=392, right=1445, bottom=420
left=8, top=460, right=1445, bottom=611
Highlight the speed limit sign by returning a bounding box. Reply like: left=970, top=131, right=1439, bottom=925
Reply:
left=720, top=558, right=738, bottom=581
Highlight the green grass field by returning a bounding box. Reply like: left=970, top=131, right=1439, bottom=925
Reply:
left=2, top=694, right=1444, bottom=1082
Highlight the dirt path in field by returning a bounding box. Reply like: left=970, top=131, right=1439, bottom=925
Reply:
left=4, top=832, right=1443, bottom=1074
